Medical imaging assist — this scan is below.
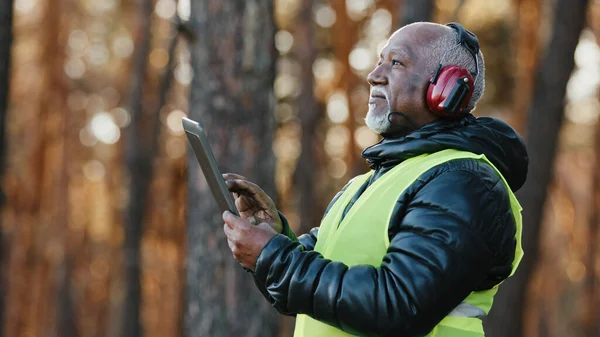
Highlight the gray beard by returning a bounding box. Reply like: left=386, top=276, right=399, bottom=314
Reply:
left=365, top=109, right=391, bottom=135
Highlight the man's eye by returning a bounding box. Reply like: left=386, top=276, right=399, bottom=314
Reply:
left=392, top=60, right=403, bottom=66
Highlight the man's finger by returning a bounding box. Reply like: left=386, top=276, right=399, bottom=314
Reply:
left=226, top=238, right=236, bottom=253
left=223, top=223, right=233, bottom=238
left=257, top=222, right=278, bottom=235
left=224, top=179, right=264, bottom=197
left=223, top=211, right=250, bottom=230
left=223, top=224, right=241, bottom=251
left=222, top=173, right=249, bottom=181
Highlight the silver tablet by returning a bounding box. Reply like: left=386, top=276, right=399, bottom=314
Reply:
left=182, top=117, right=239, bottom=216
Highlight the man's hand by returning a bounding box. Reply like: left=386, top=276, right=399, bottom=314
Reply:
left=223, top=211, right=278, bottom=271
left=223, top=173, right=283, bottom=233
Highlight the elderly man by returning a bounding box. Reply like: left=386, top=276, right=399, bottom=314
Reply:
left=222, top=22, right=528, bottom=337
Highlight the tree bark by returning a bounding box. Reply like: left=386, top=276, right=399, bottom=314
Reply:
left=185, top=1, right=278, bottom=337
left=484, top=0, right=590, bottom=336
left=0, top=0, right=13, bottom=334
left=122, top=0, right=153, bottom=336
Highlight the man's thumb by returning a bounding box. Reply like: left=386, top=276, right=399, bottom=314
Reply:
left=257, top=222, right=277, bottom=234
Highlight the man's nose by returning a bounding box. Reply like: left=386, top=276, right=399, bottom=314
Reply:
left=367, top=65, right=388, bottom=86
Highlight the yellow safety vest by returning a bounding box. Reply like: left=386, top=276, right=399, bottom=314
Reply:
left=293, top=149, right=524, bottom=337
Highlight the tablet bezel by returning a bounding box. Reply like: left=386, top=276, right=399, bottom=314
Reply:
left=182, top=117, right=239, bottom=216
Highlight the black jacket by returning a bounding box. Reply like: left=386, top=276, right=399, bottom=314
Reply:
left=252, top=114, right=528, bottom=337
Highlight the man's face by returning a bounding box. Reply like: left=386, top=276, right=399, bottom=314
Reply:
left=366, top=24, right=446, bottom=136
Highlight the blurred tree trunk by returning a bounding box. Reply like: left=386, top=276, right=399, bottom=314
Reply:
left=584, top=26, right=600, bottom=337
left=138, top=16, right=186, bottom=337
left=185, top=1, right=278, bottom=337
left=396, top=0, right=435, bottom=28
left=584, top=92, right=600, bottom=337
left=484, top=0, right=590, bottom=336
left=4, top=0, right=71, bottom=335
left=331, top=0, right=361, bottom=178
left=0, top=0, right=13, bottom=334
left=122, top=0, right=153, bottom=336
left=0, top=0, right=12, bottom=193
left=511, top=0, right=541, bottom=135
left=291, top=1, right=323, bottom=236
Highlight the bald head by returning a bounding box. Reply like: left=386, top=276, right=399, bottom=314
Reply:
left=365, top=22, right=486, bottom=136
left=388, top=22, right=449, bottom=47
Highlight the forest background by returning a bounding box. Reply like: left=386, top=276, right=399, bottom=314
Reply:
left=1, top=0, right=600, bottom=336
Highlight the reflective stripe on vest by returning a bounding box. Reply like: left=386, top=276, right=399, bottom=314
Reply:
left=448, top=302, right=486, bottom=318
left=293, top=149, right=524, bottom=337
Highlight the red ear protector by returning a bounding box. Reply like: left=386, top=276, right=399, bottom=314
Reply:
left=426, top=22, right=480, bottom=117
